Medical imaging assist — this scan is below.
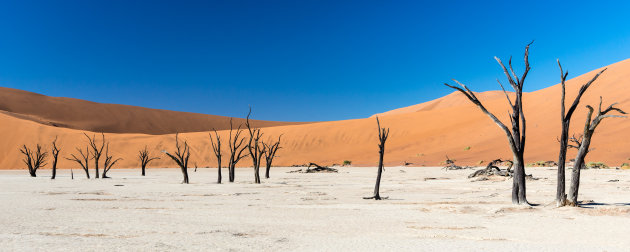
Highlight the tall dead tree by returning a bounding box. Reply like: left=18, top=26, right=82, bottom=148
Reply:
left=163, top=133, right=191, bottom=184
left=364, top=117, right=390, bottom=200
left=84, top=133, right=106, bottom=179
left=246, top=108, right=266, bottom=184
left=138, top=145, right=159, bottom=176
left=445, top=42, right=532, bottom=205
left=102, top=143, right=122, bottom=178
left=51, top=137, right=60, bottom=179
left=555, top=60, right=607, bottom=207
left=209, top=129, right=223, bottom=183
left=20, top=144, right=48, bottom=177
left=66, top=146, right=91, bottom=178
left=262, top=135, right=282, bottom=179
left=227, top=118, right=248, bottom=182
left=567, top=98, right=626, bottom=206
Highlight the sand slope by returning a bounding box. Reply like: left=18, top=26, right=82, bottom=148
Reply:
left=0, top=87, right=304, bottom=134
left=0, top=59, right=629, bottom=170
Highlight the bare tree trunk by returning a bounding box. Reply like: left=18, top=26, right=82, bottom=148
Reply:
left=263, top=135, right=282, bottom=179
left=66, top=146, right=91, bottom=179
left=209, top=130, right=223, bottom=183
left=164, top=133, right=191, bottom=184
left=246, top=107, right=265, bottom=184
left=138, top=145, right=159, bottom=176
left=20, top=144, right=48, bottom=177
left=567, top=99, right=626, bottom=206
left=265, top=160, right=272, bottom=179
left=555, top=60, right=606, bottom=207
left=227, top=118, right=247, bottom=182
left=51, top=138, right=60, bottom=180
left=557, top=120, right=570, bottom=205
left=102, top=143, right=121, bottom=178
left=364, top=117, right=389, bottom=200
left=85, top=133, right=106, bottom=179
left=568, top=136, right=590, bottom=205
left=511, top=153, right=527, bottom=204
left=445, top=42, right=533, bottom=205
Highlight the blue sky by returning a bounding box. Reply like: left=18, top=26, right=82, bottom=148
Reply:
left=1, top=0, right=630, bottom=121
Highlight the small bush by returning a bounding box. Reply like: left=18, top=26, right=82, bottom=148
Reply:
left=587, top=162, right=609, bottom=169
left=477, top=160, right=484, bottom=165
left=620, top=163, right=630, bottom=170
left=343, top=160, right=352, bottom=166
left=464, top=146, right=471, bottom=151
left=527, top=161, right=557, bottom=167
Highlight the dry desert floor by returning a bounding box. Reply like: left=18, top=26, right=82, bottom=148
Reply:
left=2, top=167, right=630, bottom=251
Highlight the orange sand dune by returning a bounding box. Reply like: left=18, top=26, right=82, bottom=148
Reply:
left=0, top=59, right=629, bottom=171
left=0, top=87, right=304, bottom=134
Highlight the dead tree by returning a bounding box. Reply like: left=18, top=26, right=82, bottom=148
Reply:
left=468, top=159, right=513, bottom=178
left=51, top=137, right=60, bottom=179
left=227, top=118, right=248, bottom=182
left=364, top=117, right=390, bottom=200
left=84, top=133, right=106, bottom=179
left=20, top=144, right=48, bottom=177
left=567, top=98, right=626, bottom=206
left=102, top=143, right=122, bottom=178
left=66, top=146, right=91, bottom=178
left=246, top=108, right=266, bottom=184
left=209, top=129, right=222, bottom=183
left=555, top=60, right=607, bottom=207
left=262, top=135, right=282, bottom=179
left=138, top=145, right=159, bottom=176
left=163, top=133, right=191, bottom=184
left=445, top=42, right=532, bottom=205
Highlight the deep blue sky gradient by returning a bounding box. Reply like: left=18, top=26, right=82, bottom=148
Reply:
left=1, top=0, right=630, bottom=121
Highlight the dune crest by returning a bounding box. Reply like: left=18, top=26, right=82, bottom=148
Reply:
left=0, top=87, right=305, bottom=134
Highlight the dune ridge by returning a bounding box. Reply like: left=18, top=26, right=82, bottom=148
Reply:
left=0, top=87, right=305, bottom=134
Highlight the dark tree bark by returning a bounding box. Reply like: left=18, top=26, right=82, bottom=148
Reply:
left=364, top=117, right=390, bottom=200
left=262, top=135, right=282, bottom=179
left=227, top=118, right=248, bottom=182
left=246, top=107, right=266, bottom=184
left=209, top=129, right=223, bottom=183
left=138, top=145, right=159, bottom=176
left=20, top=144, right=48, bottom=177
left=66, top=146, right=91, bottom=178
left=163, top=133, right=191, bottom=184
left=567, top=98, right=626, bottom=206
left=555, top=60, right=607, bottom=207
left=84, top=133, right=106, bottom=179
left=445, top=42, right=532, bottom=205
left=102, top=143, right=122, bottom=178
left=51, top=137, right=60, bottom=179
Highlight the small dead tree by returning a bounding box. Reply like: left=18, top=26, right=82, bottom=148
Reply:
left=227, top=118, right=248, bottom=182
left=246, top=108, right=266, bottom=184
left=445, top=42, right=532, bottom=205
left=66, top=146, right=91, bottom=178
left=84, top=133, right=106, bottom=179
left=163, top=133, right=191, bottom=184
left=364, top=117, right=390, bottom=200
left=138, top=146, right=159, bottom=176
left=20, top=144, right=48, bottom=177
left=567, top=98, right=626, bottom=206
left=51, top=137, right=60, bottom=179
left=102, top=144, right=122, bottom=178
left=209, top=129, right=223, bottom=183
left=555, top=60, right=607, bottom=207
left=262, top=135, right=282, bottom=179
